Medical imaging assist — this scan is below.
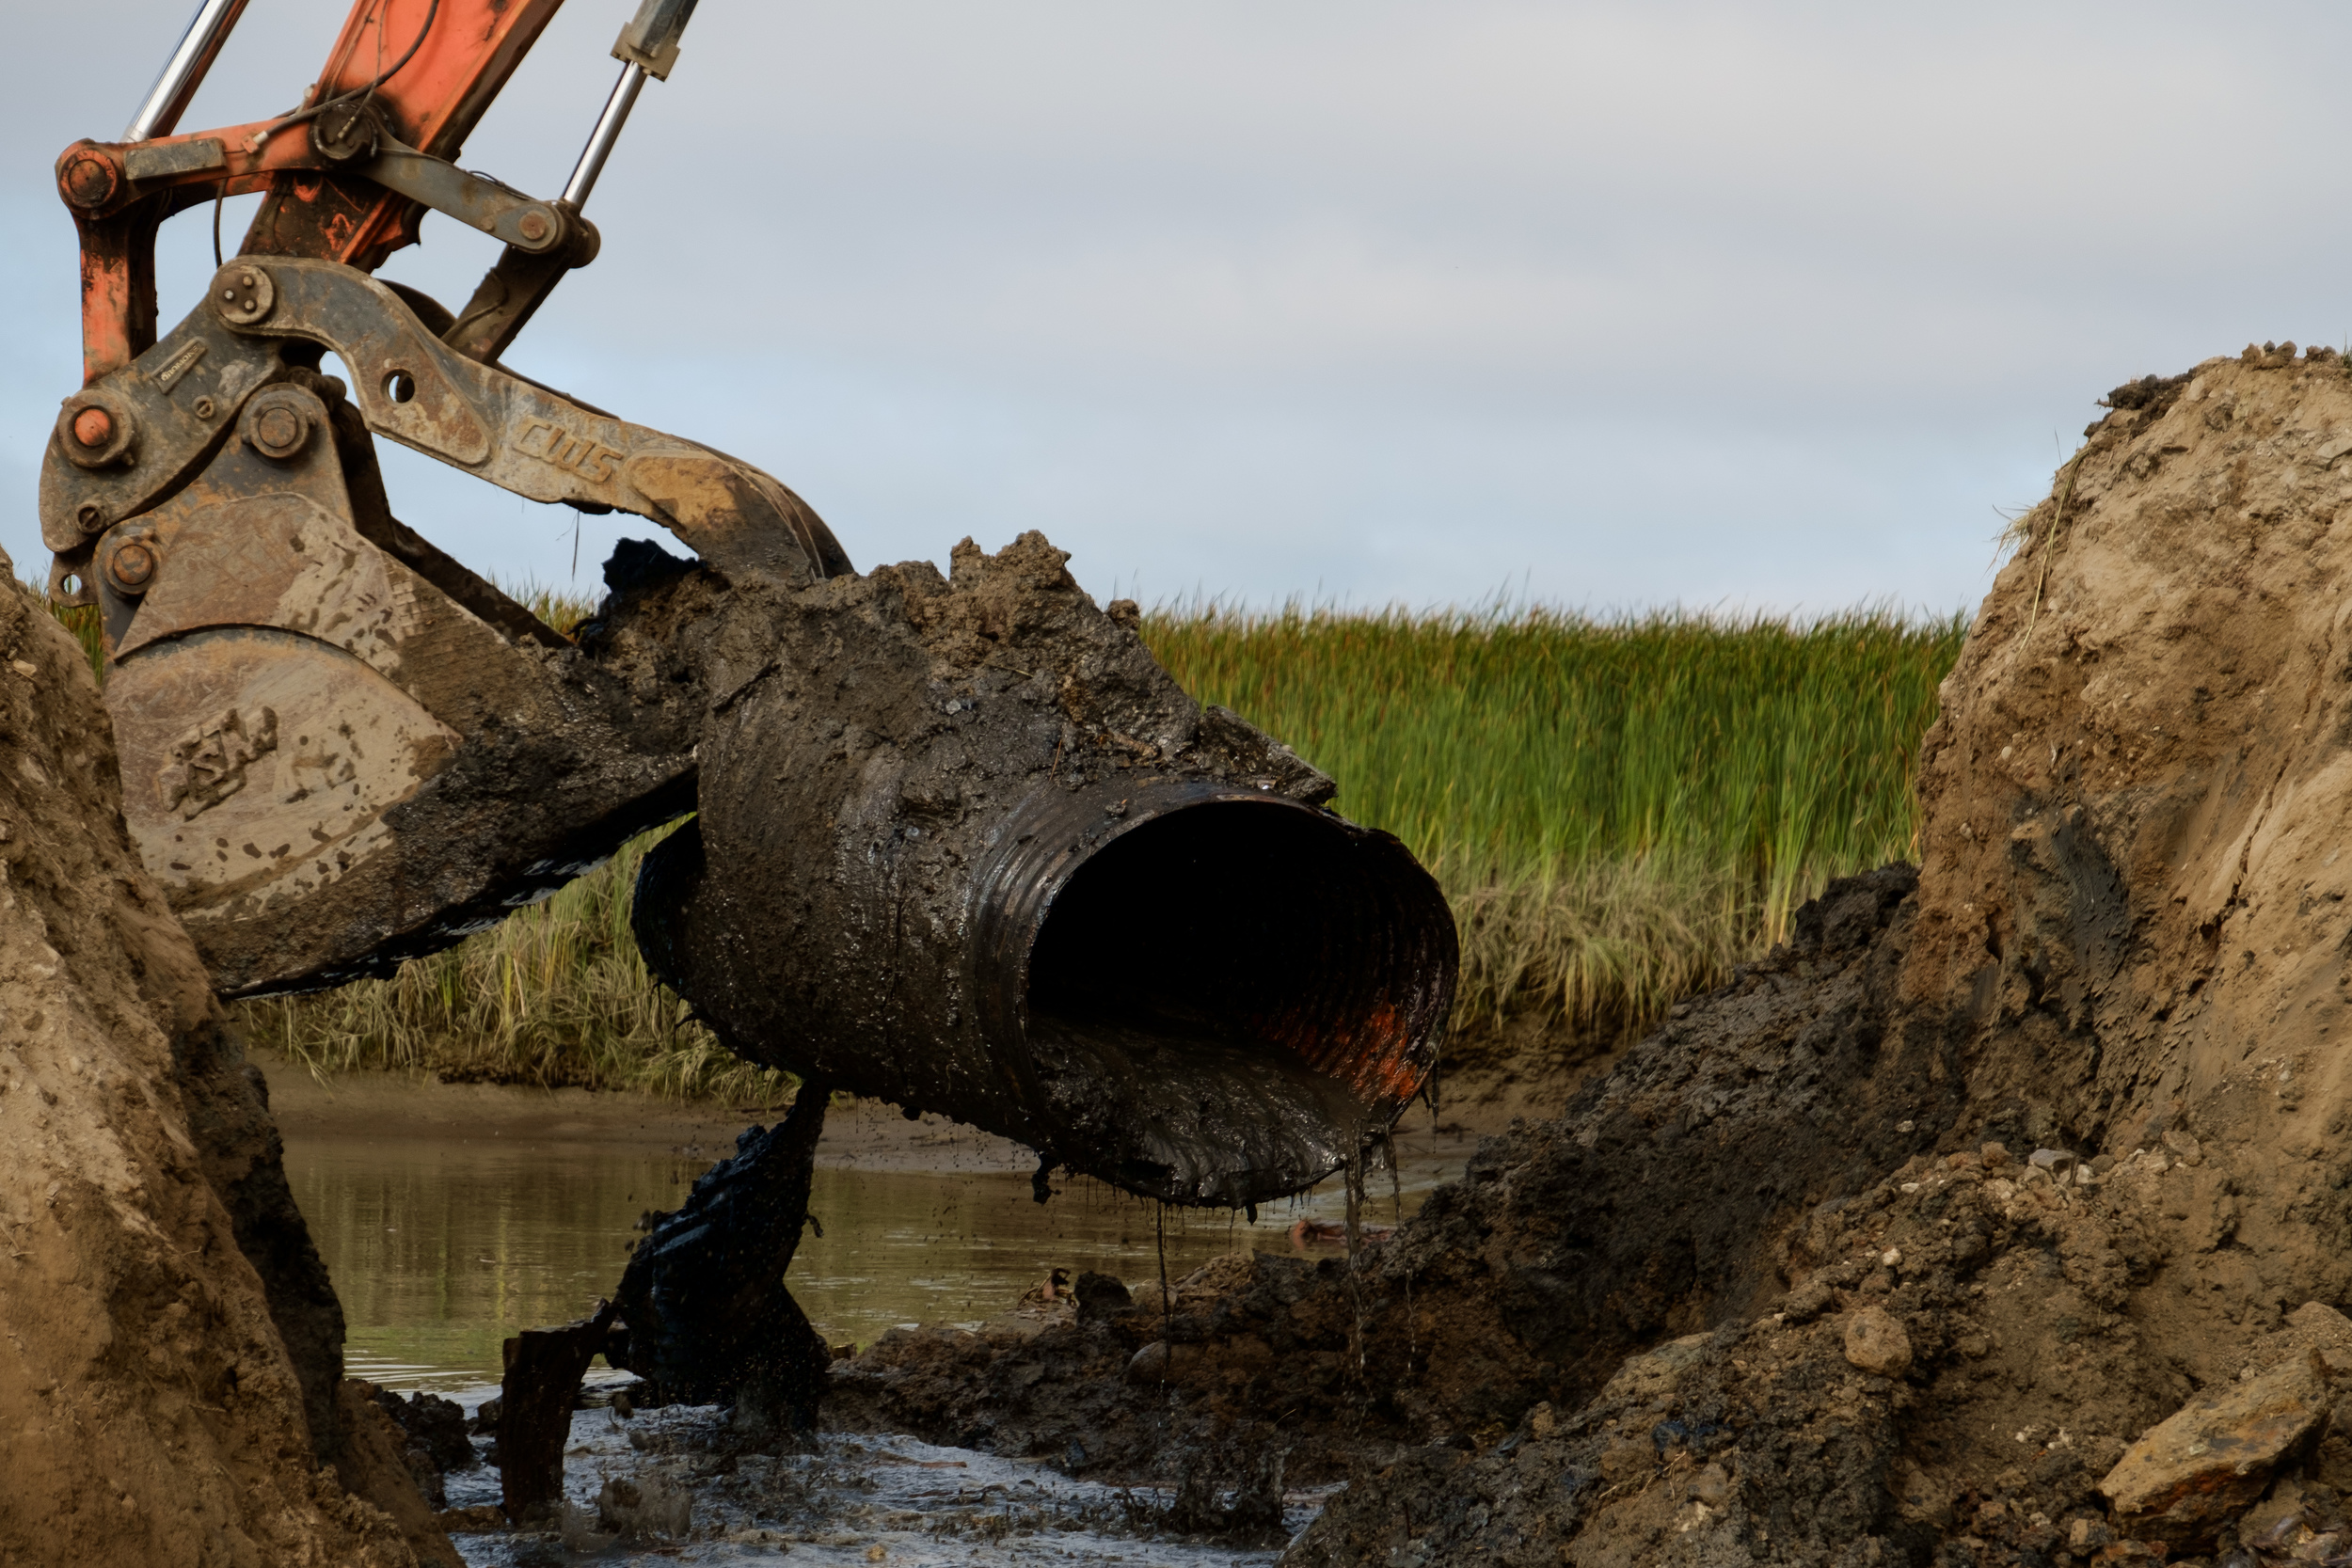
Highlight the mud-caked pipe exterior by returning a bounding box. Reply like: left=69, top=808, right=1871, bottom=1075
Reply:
left=591, top=531, right=1457, bottom=1208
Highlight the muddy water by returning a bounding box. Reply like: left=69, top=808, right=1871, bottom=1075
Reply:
left=282, top=1112, right=1470, bottom=1393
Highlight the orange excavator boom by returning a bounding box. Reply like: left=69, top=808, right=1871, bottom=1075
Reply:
left=59, top=0, right=691, bottom=383
left=35, top=0, right=841, bottom=999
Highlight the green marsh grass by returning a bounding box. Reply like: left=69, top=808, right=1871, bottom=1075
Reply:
left=1144, top=601, right=1967, bottom=1049
left=50, top=588, right=1965, bottom=1091
left=50, top=601, right=104, bottom=681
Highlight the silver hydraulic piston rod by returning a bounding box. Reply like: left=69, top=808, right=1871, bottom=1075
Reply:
left=563, top=0, right=699, bottom=207
left=124, top=0, right=252, bottom=141
left=562, top=62, right=647, bottom=208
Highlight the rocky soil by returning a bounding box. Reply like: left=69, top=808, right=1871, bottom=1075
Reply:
left=0, top=562, right=454, bottom=1566
left=828, top=345, right=2352, bottom=1565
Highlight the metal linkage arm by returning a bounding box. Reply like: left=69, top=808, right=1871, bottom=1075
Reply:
left=220, top=260, right=845, bottom=583
left=365, top=138, right=576, bottom=256
left=66, top=0, right=705, bottom=384
left=237, top=0, right=570, bottom=271
left=63, top=0, right=566, bottom=384
left=42, top=260, right=848, bottom=601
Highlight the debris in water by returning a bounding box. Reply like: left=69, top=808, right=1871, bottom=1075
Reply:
left=605, top=1084, right=834, bottom=1421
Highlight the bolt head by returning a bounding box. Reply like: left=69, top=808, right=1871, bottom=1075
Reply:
left=193, top=397, right=217, bottom=420
left=518, top=212, right=550, bottom=242
left=62, top=152, right=118, bottom=209
left=56, top=400, right=131, bottom=472
left=248, top=402, right=309, bottom=460
left=76, top=503, right=103, bottom=531
left=215, top=265, right=276, bottom=325
left=108, top=542, right=156, bottom=590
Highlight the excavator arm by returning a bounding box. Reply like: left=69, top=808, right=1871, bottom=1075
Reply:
left=40, top=0, right=1461, bottom=1224
left=65, top=0, right=574, bottom=382
left=42, top=0, right=835, bottom=996
left=61, top=0, right=699, bottom=375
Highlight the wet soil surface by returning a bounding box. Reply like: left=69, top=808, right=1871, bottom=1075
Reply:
left=827, top=867, right=1933, bottom=1494
left=429, top=1374, right=1330, bottom=1567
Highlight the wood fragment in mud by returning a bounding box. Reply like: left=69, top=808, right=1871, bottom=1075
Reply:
left=499, top=1299, right=617, bottom=1523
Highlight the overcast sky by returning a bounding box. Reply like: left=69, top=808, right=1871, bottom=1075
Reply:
left=2, top=3, right=2341, bottom=617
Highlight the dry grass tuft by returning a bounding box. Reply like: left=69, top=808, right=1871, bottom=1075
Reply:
left=1442, top=854, right=1751, bottom=1041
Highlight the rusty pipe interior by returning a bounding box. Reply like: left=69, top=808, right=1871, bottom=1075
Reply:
left=973, top=782, right=1456, bottom=1206
left=639, top=776, right=1455, bottom=1209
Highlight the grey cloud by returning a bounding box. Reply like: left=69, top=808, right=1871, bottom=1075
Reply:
left=5, top=2, right=2347, bottom=615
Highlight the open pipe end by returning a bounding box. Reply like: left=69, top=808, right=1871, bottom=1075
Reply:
left=976, top=778, right=1457, bottom=1208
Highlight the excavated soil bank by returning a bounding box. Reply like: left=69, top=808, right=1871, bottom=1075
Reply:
left=0, top=564, right=453, bottom=1566
left=825, top=347, right=2352, bottom=1566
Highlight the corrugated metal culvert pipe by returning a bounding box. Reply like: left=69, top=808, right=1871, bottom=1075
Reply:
left=603, top=531, right=1457, bottom=1208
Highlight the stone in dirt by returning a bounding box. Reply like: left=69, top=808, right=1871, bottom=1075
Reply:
left=596, top=1471, right=693, bottom=1538
left=0, top=565, right=453, bottom=1566
left=2100, top=1354, right=2329, bottom=1545
left=1841, top=1307, right=1912, bottom=1378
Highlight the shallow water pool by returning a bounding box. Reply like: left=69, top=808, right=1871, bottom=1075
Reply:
left=283, top=1106, right=1470, bottom=1391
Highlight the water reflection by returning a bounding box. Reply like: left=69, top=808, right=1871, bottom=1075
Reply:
left=283, top=1122, right=1460, bottom=1391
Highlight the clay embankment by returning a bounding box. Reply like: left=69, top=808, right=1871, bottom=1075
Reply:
left=833, top=347, right=2352, bottom=1565
left=0, top=563, right=453, bottom=1566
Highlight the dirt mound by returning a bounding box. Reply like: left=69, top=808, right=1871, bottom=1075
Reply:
left=0, top=569, right=446, bottom=1566
left=1290, top=1140, right=2231, bottom=1564
left=831, top=348, right=2352, bottom=1565
left=1902, top=344, right=2352, bottom=1263
left=1289, top=346, right=2352, bottom=1563
left=829, top=1246, right=1365, bottom=1482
